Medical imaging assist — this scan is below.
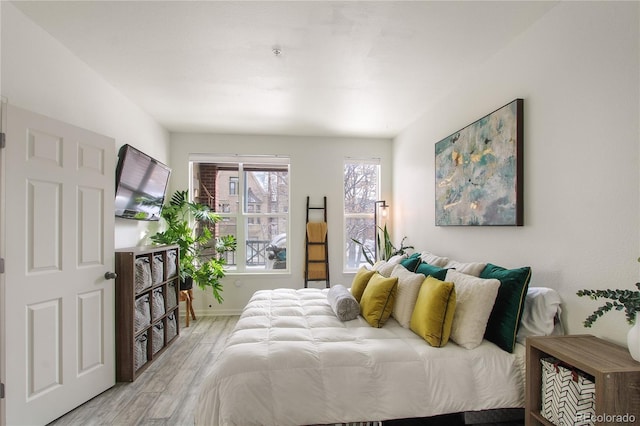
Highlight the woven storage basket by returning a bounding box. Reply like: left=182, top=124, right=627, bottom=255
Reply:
left=152, top=254, right=164, bottom=284
left=134, top=257, right=152, bottom=293
left=134, top=332, right=148, bottom=371
left=541, top=357, right=595, bottom=426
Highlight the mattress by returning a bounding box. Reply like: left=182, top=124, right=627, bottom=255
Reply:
left=195, top=288, right=525, bottom=426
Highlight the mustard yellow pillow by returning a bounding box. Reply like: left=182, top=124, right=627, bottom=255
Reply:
left=410, top=276, right=457, bottom=347
left=350, top=267, right=376, bottom=302
left=360, top=273, right=399, bottom=328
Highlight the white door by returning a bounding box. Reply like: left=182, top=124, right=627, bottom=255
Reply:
left=2, top=104, right=115, bottom=425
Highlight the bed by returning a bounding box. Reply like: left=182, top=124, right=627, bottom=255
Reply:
left=195, top=286, right=548, bottom=425
left=195, top=251, right=564, bottom=426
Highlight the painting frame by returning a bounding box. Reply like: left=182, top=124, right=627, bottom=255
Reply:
left=435, top=99, right=523, bottom=226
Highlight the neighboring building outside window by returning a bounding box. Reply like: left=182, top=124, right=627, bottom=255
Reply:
left=190, top=155, right=290, bottom=273
left=344, top=159, right=380, bottom=271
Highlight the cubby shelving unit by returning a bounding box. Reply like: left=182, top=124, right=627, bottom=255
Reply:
left=115, top=245, right=180, bottom=382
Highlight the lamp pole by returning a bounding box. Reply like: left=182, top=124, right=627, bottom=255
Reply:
left=373, top=200, right=388, bottom=262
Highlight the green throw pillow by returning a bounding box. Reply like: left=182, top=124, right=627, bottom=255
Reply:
left=415, top=262, right=448, bottom=281
left=399, top=253, right=421, bottom=272
left=480, top=263, right=532, bottom=353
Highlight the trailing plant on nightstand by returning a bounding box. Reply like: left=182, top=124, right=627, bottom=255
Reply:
left=576, top=285, right=640, bottom=327
left=577, top=258, right=640, bottom=362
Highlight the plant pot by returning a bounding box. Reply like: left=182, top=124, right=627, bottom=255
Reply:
left=627, top=313, right=640, bottom=362
left=180, top=276, right=193, bottom=291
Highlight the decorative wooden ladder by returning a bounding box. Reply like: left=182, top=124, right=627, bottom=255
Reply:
left=304, top=196, right=330, bottom=288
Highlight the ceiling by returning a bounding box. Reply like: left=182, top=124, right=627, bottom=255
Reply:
left=12, top=1, right=557, bottom=138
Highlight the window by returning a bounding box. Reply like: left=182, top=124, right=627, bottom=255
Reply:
left=344, top=159, right=380, bottom=271
left=190, top=155, right=290, bottom=273
left=229, top=177, right=238, bottom=195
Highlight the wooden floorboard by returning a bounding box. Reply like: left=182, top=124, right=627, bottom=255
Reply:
left=47, top=314, right=524, bottom=426
left=47, top=315, right=239, bottom=426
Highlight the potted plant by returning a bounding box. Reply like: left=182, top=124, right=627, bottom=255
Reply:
left=351, top=224, right=413, bottom=265
left=576, top=285, right=640, bottom=327
left=577, top=259, right=640, bottom=361
left=150, top=190, right=236, bottom=303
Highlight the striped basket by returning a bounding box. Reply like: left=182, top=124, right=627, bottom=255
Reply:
left=541, top=357, right=595, bottom=426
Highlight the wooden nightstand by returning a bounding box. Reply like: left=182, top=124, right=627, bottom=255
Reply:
left=526, top=335, right=640, bottom=425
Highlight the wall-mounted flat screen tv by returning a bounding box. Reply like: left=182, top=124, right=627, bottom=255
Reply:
left=114, top=144, right=171, bottom=221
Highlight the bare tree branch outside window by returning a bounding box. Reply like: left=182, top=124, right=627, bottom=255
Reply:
left=344, top=162, right=379, bottom=269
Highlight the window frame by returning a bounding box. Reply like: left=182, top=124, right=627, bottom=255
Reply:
left=189, top=154, right=290, bottom=275
left=229, top=177, right=238, bottom=195
left=343, top=158, right=381, bottom=272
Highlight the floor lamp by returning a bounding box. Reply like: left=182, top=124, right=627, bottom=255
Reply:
left=373, top=200, right=389, bottom=262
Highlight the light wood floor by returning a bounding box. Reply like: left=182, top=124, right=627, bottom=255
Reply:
left=48, top=315, right=240, bottom=426
left=47, top=315, right=524, bottom=426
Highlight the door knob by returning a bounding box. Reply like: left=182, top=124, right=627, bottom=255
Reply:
left=104, top=271, right=118, bottom=280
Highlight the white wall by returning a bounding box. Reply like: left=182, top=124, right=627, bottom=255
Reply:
left=169, top=132, right=392, bottom=314
left=393, top=1, right=640, bottom=346
left=1, top=2, right=170, bottom=249
left=5, top=0, right=639, bottom=344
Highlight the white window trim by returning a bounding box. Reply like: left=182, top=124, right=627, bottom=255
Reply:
left=189, top=154, right=290, bottom=275
left=343, top=158, right=381, bottom=272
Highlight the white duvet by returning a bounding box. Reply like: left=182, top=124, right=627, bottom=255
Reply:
left=195, top=288, right=525, bottom=426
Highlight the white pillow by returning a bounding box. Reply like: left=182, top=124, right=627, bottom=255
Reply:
left=390, top=264, right=426, bottom=328
left=370, top=260, right=384, bottom=270
left=373, top=254, right=406, bottom=277
left=419, top=251, right=449, bottom=267
left=516, top=287, right=563, bottom=344
left=446, top=269, right=500, bottom=349
left=445, top=260, right=487, bottom=277
left=387, top=254, right=407, bottom=263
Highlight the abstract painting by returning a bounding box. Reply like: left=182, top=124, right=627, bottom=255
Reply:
left=435, top=99, right=523, bottom=226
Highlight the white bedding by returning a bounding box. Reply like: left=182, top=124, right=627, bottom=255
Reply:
left=195, top=288, right=526, bottom=426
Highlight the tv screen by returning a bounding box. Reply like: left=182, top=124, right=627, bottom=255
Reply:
left=114, top=144, right=171, bottom=221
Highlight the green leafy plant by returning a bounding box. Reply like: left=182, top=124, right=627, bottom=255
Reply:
left=577, top=264, right=640, bottom=327
left=351, top=224, right=413, bottom=265
left=150, top=190, right=236, bottom=303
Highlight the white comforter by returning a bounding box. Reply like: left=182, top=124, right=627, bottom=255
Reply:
left=195, top=288, right=525, bottom=426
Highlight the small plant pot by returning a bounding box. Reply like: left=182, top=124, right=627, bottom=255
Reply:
left=180, top=276, right=193, bottom=291
left=628, top=314, right=640, bottom=362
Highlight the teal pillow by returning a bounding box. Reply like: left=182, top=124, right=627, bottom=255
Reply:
left=415, top=262, right=448, bottom=281
left=399, top=253, right=421, bottom=272
left=480, top=263, right=531, bottom=353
